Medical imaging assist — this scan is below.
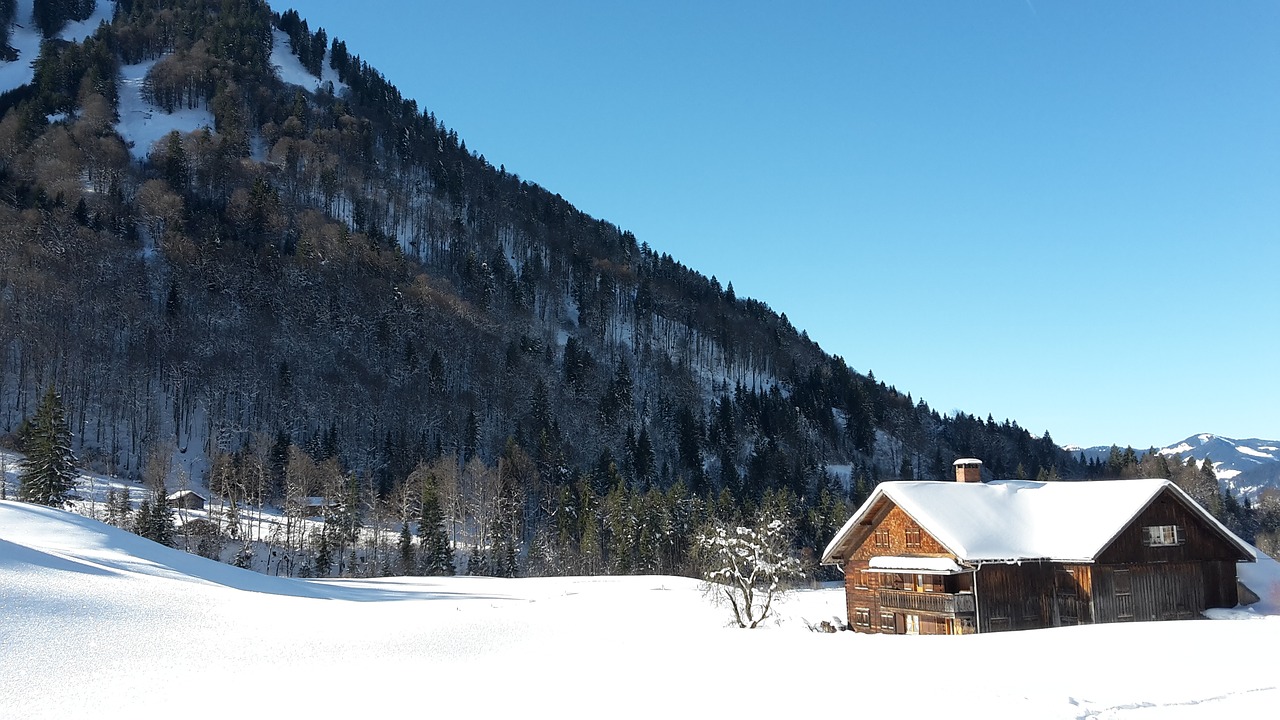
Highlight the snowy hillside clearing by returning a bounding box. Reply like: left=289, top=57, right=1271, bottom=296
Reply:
left=0, top=1, right=117, bottom=94
left=114, top=57, right=216, bottom=161
left=2, top=501, right=1279, bottom=720
left=269, top=28, right=345, bottom=94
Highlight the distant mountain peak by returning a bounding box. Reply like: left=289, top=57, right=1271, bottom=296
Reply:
left=1071, top=434, right=1280, bottom=499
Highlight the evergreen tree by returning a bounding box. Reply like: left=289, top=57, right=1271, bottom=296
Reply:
left=150, top=490, right=175, bottom=546
left=18, top=389, right=78, bottom=507
left=134, top=498, right=153, bottom=537
left=132, top=490, right=174, bottom=545
left=314, top=528, right=333, bottom=577
left=33, top=0, right=96, bottom=38
left=898, top=455, right=913, bottom=481
left=417, top=481, right=455, bottom=575
left=467, top=544, right=487, bottom=576
left=632, top=426, right=655, bottom=489
left=160, top=131, right=189, bottom=191
left=397, top=521, right=415, bottom=575
left=1190, top=457, right=1222, bottom=515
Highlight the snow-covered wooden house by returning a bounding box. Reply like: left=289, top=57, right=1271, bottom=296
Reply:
left=821, top=459, right=1256, bottom=634
left=166, top=490, right=206, bottom=511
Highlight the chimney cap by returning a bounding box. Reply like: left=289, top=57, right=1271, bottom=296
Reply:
left=953, top=458, right=983, bottom=467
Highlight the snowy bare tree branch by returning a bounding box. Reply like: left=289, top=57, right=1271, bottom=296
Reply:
left=698, top=514, right=802, bottom=628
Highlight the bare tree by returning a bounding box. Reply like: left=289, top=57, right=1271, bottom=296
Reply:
left=698, top=512, right=803, bottom=629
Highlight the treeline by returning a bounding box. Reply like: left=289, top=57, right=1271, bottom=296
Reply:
left=0, top=0, right=16, bottom=60
left=33, top=0, right=97, bottom=38
left=123, top=430, right=851, bottom=580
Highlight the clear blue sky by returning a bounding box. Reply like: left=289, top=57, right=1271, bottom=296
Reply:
left=280, top=1, right=1280, bottom=450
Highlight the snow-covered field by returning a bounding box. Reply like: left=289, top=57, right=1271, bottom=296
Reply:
left=2, top=500, right=1278, bottom=719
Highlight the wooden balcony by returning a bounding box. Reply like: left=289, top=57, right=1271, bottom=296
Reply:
left=878, top=589, right=976, bottom=616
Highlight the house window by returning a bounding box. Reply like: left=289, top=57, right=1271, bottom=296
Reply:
left=905, top=524, right=922, bottom=549
left=917, top=574, right=935, bottom=593
left=905, top=614, right=921, bottom=635
left=1142, top=525, right=1183, bottom=547
left=852, top=569, right=869, bottom=589
left=854, top=607, right=871, bottom=628
left=873, top=528, right=891, bottom=548
left=880, top=612, right=896, bottom=633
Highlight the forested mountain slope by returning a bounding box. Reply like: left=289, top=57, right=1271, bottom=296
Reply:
left=0, top=0, right=1088, bottom=574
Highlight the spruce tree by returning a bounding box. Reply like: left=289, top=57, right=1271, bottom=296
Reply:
left=150, top=490, right=174, bottom=546
left=314, top=528, right=333, bottom=577
left=467, top=545, right=487, bottom=576
left=131, top=491, right=174, bottom=545
left=18, top=389, right=78, bottom=507
left=134, top=498, right=153, bottom=537
left=417, top=481, right=455, bottom=575
left=397, top=521, right=415, bottom=575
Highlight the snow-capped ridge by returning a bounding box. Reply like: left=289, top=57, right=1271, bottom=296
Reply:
left=1070, top=433, right=1280, bottom=500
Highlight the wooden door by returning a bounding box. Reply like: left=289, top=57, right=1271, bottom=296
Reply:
left=1054, top=570, right=1081, bottom=627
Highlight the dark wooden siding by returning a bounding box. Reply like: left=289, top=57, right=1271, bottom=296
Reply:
left=1092, top=560, right=1238, bottom=622
left=975, top=563, right=1093, bottom=632
left=1096, top=488, right=1245, bottom=565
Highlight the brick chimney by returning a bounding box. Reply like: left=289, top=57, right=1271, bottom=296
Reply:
left=954, top=458, right=983, bottom=483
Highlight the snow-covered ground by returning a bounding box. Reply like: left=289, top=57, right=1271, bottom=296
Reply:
left=114, top=57, right=215, bottom=161
left=270, top=27, right=345, bottom=94
left=0, top=1, right=116, bottom=94
left=57, top=0, right=114, bottom=44
left=2, top=500, right=1278, bottom=719
left=0, top=1, right=43, bottom=94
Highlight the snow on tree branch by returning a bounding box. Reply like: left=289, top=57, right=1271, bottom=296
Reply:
left=697, top=513, right=802, bottom=628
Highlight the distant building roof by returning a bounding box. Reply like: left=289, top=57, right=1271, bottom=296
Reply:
left=166, top=490, right=206, bottom=501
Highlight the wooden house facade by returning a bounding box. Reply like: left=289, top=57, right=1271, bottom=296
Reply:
left=166, top=490, right=207, bottom=511
left=822, top=459, right=1255, bottom=635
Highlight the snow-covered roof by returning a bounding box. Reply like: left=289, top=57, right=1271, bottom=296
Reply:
left=166, top=490, right=205, bottom=501
left=823, top=478, right=1256, bottom=565
left=868, top=556, right=964, bottom=574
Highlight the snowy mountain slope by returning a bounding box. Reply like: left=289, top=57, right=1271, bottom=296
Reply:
left=269, top=27, right=345, bottom=94
left=115, top=57, right=216, bottom=160
left=1232, top=461, right=1280, bottom=500
left=1157, top=432, right=1276, bottom=472
left=1070, top=434, right=1280, bottom=498
left=0, top=1, right=116, bottom=94
left=114, top=24, right=349, bottom=161
left=2, top=500, right=1279, bottom=720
